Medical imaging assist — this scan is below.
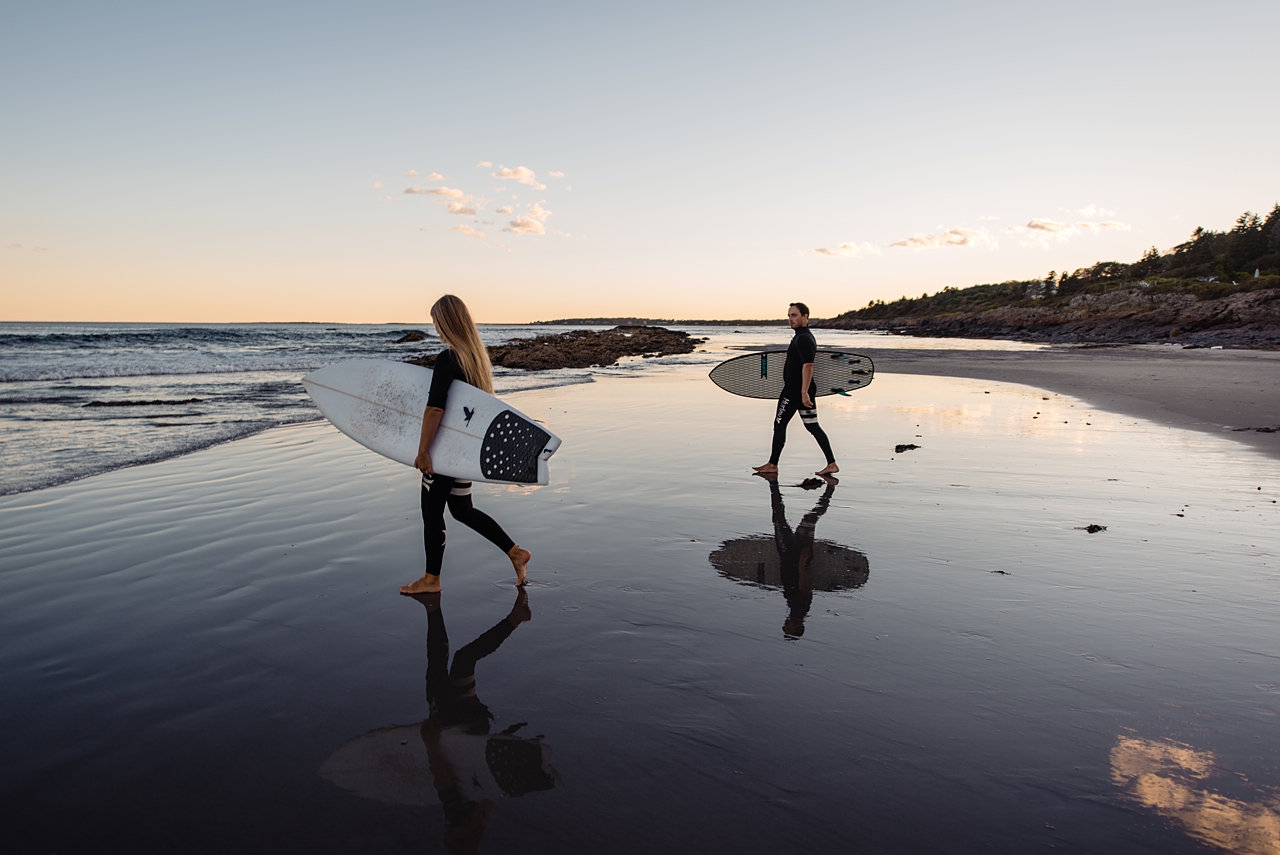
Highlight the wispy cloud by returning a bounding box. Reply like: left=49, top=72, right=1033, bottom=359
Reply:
left=32, top=246, right=49, bottom=252
left=1007, top=218, right=1130, bottom=245
left=373, top=181, right=383, bottom=188
left=451, top=225, right=487, bottom=239
left=891, top=228, right=995, bottom=249
left=8, top=243, right=22, bottom=249
left=405, top=186, right=472, bottom=201
left=447, top=202, right=477, bottom=216
left=476, top=160, right=492, bottom=167
left=549, top=171, right=565, bottom=178
left=502, top=203, right=552, bottom=235
left=378, top=196, right=393, bottom=202
left=495, top=206, right=513, bottom=215
left=1070, top=203, right=1115, bottom=217
left=427, top=172, right=444, bottom=180
left=492, top=166, right=546, bottom=190
left=812, top=241, right=881, bottom=258
left=405, top=170, right=418, bottom=178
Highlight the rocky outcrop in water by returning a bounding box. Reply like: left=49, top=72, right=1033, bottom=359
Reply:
left=408, top=326, right=704, bottom=371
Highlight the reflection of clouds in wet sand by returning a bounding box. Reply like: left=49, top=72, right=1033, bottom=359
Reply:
left=1111, top=736, right=1280, bottom=855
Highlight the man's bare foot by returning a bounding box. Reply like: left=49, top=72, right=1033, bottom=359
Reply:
left=815, top=463, right=840, bottom=476
left=508, top=545, right=531, bottom=586
left=752, top=463, right=778, bottom=473
left=400, top=573, right=441, bottom=595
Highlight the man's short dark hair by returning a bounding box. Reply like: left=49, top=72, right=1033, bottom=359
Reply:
left=790, top=302, right=810, bottom=317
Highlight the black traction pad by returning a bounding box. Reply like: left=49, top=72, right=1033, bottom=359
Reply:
left=482, top=410, right=552, bottom=484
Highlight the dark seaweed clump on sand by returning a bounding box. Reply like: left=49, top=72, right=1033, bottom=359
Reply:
left=408, top=326, right=704, bottom=371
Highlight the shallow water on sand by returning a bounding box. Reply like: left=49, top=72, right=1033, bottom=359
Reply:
left=1, top=367, right=1278, bottom=853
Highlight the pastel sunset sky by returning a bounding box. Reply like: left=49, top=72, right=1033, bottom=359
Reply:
left=3, top=1, right=1277, bottom=322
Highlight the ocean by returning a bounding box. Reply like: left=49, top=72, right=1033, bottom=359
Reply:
left=0, top=322, right=1043, bottom=497
left=0, top=323, right=588, bottom=496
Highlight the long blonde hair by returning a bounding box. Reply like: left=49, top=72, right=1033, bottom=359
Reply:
left=430, top=294, right=494, bottom=393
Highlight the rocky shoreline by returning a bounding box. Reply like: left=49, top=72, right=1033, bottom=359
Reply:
left=408, top=325, right=704, bottom=371
left=813, top=287, right=1280, bottom=349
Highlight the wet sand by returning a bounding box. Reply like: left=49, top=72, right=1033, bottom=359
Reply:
left=2, top=364, right=1279, bottom=853
left=856, top=344, right=1280, bottom=459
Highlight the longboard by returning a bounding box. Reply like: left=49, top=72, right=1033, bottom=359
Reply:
left=709, top=350, right=874, bottom=399
left=302, top=359, right=561, bottom=486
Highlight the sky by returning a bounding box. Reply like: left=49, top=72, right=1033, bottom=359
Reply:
left=2, top=0, right=1277, bottom=323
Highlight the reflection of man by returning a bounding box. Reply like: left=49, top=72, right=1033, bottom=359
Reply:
left=763, top=474, right=837, bottom=638
left=754, top=302, right=839, bottom=477
left=409, top=589, right=557, bottom=854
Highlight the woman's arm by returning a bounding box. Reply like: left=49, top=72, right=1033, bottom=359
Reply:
left=414, top=406, right=445, bottom=474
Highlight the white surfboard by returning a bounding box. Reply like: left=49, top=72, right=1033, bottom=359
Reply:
left=709, top=349, right=874, bottom=399
left=302, top=359, right=561, bottom=486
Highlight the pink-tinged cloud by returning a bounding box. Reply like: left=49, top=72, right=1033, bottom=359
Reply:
left=495, top=206, right=513, bottom=215
left=405, top=170, right=419, bottom=178
left=451, top=225, right=487, bottom=238
left=891, top=228, right=994, bottom=249
left=812, top=241, right=881, bottom=258
left=476, top=160, right=492, bottom=167
left=373, top=181, right=383, bottom=188
left=427, top=172, right=444, bottom=180
left=447, top=202, right=477, bottom=216
left=549, top=171, right=565, bottom=178
left=405, top=186, right=472, bottom=201
left=502, top=204, right=552, bottom=235
left=492, top=166, right=546, bottom=190
left=378, top=196, right=393, bottom=202
left=8, top=243, right=22, bottom=249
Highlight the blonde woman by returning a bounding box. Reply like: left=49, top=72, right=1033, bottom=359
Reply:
left=401, top=295, right=531, bottom=594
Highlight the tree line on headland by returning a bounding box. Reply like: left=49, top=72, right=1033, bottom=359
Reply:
left=813, top=205, right=1280, bottom=347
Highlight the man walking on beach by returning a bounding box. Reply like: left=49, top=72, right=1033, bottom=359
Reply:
left=753, top=302, right=839, bottom=477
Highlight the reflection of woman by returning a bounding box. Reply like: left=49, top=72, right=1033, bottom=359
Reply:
left=401, top=295, right=531, bottom=595
left=410, top=590, right=557, bottom=854
left=766, top=474, right=836, bottom=638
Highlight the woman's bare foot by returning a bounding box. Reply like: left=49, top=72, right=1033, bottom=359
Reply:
left=400, top=573, right=442, bottom=595
left=752, top=463, right=778, bottom=473
left=508, top=545, right=531, bottom=586
left=815, top=463, right=840, bottom=476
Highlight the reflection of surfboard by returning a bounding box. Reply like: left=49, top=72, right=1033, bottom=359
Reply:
left=709, top=535, right=869, bottom=591
left=302, top=359, right=561, bottom=486
left=709, top=350, right=874, bottom=399
left=319, top=723, right=560, bottom=807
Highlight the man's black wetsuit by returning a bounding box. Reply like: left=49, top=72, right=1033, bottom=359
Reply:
left=768, top=325, right=835, bottom=466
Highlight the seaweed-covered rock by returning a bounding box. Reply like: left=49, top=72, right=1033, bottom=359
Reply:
left=409, top=326, right=704, bottom=371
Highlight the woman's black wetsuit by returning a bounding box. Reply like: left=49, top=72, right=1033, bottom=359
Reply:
left=421, top=350, right=515, bottom=576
